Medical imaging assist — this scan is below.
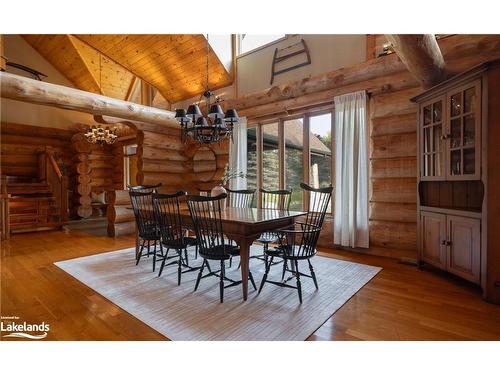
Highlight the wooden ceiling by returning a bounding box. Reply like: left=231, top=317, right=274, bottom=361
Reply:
left=22, top=34, right=232, bottom=104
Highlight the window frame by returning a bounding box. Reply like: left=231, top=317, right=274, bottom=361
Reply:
left=247, top=106, right=335, bottom=214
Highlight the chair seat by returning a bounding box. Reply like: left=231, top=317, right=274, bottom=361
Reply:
left=161, top=236, right=197, bottom=249
left=265, top=244, right=317, bottom=260
left=257, top=232, right=279, bottom=244
left=200, top=244, right=240, bottom=260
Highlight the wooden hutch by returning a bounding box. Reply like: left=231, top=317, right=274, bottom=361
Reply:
left=412, top=60, right=500, bottom=303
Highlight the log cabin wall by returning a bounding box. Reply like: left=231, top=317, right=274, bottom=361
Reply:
left=226, top=35, right=500, bottom=260
left=368, top=88, right=420, bottom=259
left=135, top=125, right=229, bottom=194
left=71, top=131, right=127, bottom=218
left=136, top=128, right=195, bottom=193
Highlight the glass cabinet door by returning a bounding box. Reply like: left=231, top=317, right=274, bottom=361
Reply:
left=420, top=97, right=445, bottom=180
left=446, top=80, right=481, bottom=180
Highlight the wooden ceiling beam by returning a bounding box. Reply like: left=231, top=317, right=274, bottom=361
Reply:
left=0, top=71, right=178, bottom=129
left=385, top=34, right=447, bottom=88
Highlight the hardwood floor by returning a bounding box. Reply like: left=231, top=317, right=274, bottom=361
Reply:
left=1, top=225, right=500, bottom=341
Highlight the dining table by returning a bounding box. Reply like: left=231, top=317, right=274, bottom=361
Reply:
left=134, top=206, right=306, bottom=301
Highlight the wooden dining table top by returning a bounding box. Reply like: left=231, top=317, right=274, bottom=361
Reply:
left=178, top=206, right=306, bottom=225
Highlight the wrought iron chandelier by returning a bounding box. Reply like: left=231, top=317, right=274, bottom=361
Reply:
left=84, top=125, right=118, bottom=145
left=84, top=53, right=118, bottom=145
left=174, top=35, right=239, bottom=144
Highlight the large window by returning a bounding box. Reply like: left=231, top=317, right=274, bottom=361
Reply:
left=262, top=123, right=280, bottom=190
left=246, top=127, right=258, bottom=191
left=284, top=118, right=304, bottom=210
left=239, top=35, right=286, bottom=55
left=247, top=109, right=334, bottom=213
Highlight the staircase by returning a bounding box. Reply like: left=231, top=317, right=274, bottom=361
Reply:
left=1, top=147, right=69, bottom=235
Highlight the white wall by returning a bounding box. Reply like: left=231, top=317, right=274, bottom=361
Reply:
left=0, top=34, right=94, bottom=129
left=172, top=34, right=367, bottom=109
left=237, top=34, right=366, bottom=96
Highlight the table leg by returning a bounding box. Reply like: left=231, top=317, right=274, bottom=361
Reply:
left=239, top=237, right=250, bottom=301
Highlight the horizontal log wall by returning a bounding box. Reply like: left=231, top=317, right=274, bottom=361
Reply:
left=136, top=129, right=196, bottom=193
left=107, top=190, right=135, bottom=237
left=369, top=87, right=419, bottom=260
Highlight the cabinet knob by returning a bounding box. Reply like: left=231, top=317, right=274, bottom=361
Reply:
left=441, top=240, right=452, bottom=246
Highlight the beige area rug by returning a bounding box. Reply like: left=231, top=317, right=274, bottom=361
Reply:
left=55, top=246, right=381, bottom=341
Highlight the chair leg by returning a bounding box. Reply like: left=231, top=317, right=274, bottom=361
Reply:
left=308, top=259, right=318, bottom=290
left=295, top=260, right=302, bottom=304
left=177, top=251, right=182, bottom=286
left=158, top=241, right=164, bottom=257
left=158, top=257, right=166, bottom=277
left=194, top=260, right=206, bottom=291
left=219, top=260, right=225, bottom=303
left=249, top=271, right=257, bottom=290
left=146, top=240, right=151, bottom=257
left=136, top=241, right=145, bottom=265
left=152, top=241, right=157, bottom=272
left=195, top=244, right=198, bottom=259
left=184, top=248, right=189, bottom=266
left=229, top=256, right=232, bottom=268
left=281, top=259, right=287, bottom=280
left=258, top=255, right=272, bottom=294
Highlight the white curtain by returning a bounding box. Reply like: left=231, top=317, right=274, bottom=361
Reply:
left=229, top=117, right=247, bottom=190
left=334, top=91, right=369, bottom=248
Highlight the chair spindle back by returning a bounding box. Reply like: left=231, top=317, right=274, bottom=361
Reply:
left=187, top=194, right=228, bottom=258
left=152, top=192, right=186, bottom=247
left=261, top=188, right=292, bottom=211
left=226, top=188, right=255, bottom=208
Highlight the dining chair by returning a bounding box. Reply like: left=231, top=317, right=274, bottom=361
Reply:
left=226, top=188, right=255, bottom=208
left=187, top=193, right=257, bottom=303
left=152, top=192, right=199, bottom=285
left=129, top=191, right=162, bottom=270
left=242, top=188, right=292, bottom=268
left=225, top=187, right=256, bottom=267
left=258, top=183, right=333, bottom=303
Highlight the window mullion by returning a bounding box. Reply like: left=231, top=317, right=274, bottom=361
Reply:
left=303, top=114, right=310, bottom=211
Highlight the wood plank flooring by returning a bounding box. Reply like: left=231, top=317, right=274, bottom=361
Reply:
left=1, top=225, right=499, bottom=340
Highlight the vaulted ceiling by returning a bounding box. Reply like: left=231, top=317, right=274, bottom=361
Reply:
left=22, top=34, right=232, bottom=105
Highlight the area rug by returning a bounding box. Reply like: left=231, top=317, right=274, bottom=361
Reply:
left=55, top=246, right=381, bottom=340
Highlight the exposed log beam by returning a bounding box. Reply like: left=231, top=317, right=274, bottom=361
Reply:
left=385, top=34, right=446, bottom=89
left=225, top=53, right=407, bottom=111
left=0, top=72, right=178, bottom=129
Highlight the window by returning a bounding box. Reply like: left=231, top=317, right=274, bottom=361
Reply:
left=310, top=113, right=333, bottom=213
left=247, top=109, right=334, bottom=212
left=239, top=35, right=286, bottom=55
left=262, top=122, right=280, bottom=190
left=284, top=118, right=304, bottom=211
left=246, top=127, right=258, bottom=208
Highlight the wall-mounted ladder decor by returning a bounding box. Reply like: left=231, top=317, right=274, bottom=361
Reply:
left=270, top=39, right=311, bottom=85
